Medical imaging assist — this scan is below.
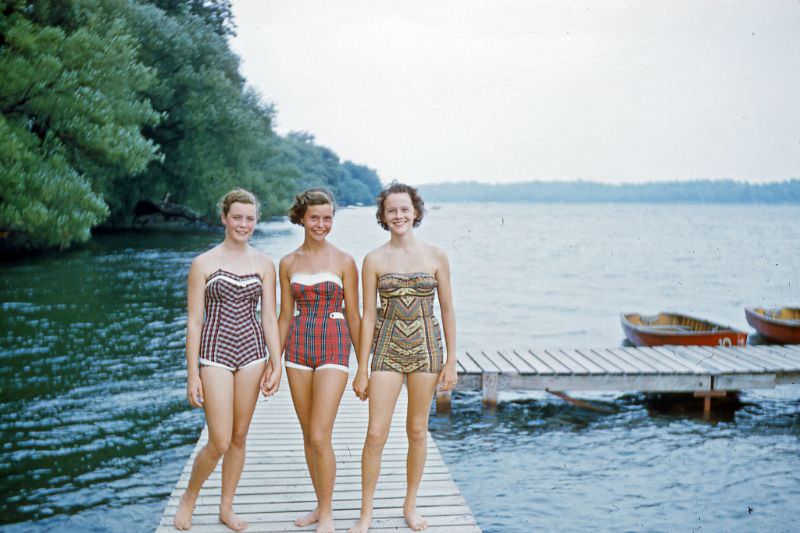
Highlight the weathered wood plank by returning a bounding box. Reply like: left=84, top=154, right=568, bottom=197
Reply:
left=496, top=349, right=538, bottom=374
left=465, top=350, right=502, bottom=372
left=159, top=374, right=479, bottom=533
left=512, top=349, right=556, bottom=374
left=529, top=349, right=580, bottom=374
left=480, top=350, right=519, bottom=373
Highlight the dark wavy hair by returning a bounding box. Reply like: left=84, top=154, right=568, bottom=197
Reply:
left=375, top=181, right=425, bottom=230
left=288, top=188, right=336, bottom=225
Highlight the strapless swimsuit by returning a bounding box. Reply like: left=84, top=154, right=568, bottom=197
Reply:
left=284, top=272, right=350, bottom=373
left=371, top=272, right=444, bottom=374
left=199, top=269, right=267, bottom=371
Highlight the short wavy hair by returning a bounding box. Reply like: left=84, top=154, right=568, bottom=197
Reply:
left=376, top=181, right=425, bottom=230
left=288, top=188, right=336, bottom=225
left=219, top=188, right=260, bottom=216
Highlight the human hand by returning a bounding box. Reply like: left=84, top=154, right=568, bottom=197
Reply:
left=352, top=369, right=369, bottom=401
left=187, top=373, right=204, bottom=407
left=437, top=364, right=458, bottom=392
left=261, top=360, right=281, bottom=396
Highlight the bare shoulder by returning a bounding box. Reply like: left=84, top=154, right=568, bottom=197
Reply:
left=362, top=245, right=387, bottom=270
left=191, top=246, right=220, bottom=277
left=279, top=249, right=298, bottom=272
left=422, top=241, right=448, bottom=262
left=250, top=248, right=276, bottom=276
left=331, top=244, right=356, bottom=268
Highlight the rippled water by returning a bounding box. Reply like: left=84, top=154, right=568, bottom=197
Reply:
left=1, top=204, right=798, bottom=532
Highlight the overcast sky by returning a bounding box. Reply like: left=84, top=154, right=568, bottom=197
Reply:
left=230, top=0, right=799, bottom=185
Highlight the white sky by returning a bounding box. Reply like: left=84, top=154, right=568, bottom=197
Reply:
left=230, top=0, right=800, bottom=185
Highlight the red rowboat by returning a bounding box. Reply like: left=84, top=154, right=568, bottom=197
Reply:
left=621, top=312, right=748, bottom=347
left=745, top=307, right=800, bottom=344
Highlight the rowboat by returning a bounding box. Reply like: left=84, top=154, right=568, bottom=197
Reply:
left=621, top=312, right=748, bottom=347
left=745, top=307, right=800, bottom=344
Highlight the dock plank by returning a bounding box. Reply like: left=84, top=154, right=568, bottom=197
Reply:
left=480, top=350, right=519, bottom=373
left=496, top=349, right=538, bottom=374
left=512, top=349, right=556, bottom=374
left=465, top=350, right=502, bottom=372
left=158, top=374, right=479, bottom=533
left=530, top=349, right=584, bottom=374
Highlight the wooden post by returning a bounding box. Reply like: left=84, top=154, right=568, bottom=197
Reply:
left=693, top=390, right=728, bottom=420
left=482, top=372, right=498, bottom=408
left=435, top=388, right=452, bottom=414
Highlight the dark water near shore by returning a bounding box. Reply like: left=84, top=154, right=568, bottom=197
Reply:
left=1, top=204, right=798, bottom=532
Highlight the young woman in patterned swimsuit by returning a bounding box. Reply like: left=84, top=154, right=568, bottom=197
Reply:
left=278, top=188, right=361, bottom=533
left=349, top=182, right=458, bottom=533
left=174, top=189, right=283, bottom=532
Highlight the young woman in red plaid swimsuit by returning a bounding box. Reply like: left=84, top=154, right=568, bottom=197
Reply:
left=278, top=188, right=362, bottom=533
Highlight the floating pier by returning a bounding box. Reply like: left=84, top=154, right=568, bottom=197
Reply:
left=442, top=344, right=800, bottom=417
left=158, top=376, right=480, bottom=532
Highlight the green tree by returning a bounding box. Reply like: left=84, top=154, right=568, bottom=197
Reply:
left=1, top=0, right=160, bottom=249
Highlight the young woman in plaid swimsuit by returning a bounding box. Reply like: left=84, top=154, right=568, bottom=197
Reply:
left=349, top=182, right=458, bottom=533
left=278, top=188, right=361, bottom=533
left=175, top=189, right=283, bottom=532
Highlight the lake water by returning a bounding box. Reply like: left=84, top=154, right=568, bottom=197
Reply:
left=1, top=203, right=798, bottom=532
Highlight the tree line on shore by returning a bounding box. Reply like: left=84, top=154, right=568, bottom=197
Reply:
left=418, top=179, right=800, bottom=204
left=1, top=0, right=381, bottom=251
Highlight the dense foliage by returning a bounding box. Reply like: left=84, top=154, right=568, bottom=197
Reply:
left=1, top=0, right=381, bottom=251
left=419, top=179, right=800, bottom=204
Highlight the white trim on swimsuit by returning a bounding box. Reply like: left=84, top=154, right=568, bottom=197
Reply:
left=199, top=357, right=267, bottom=372
left=284, top=360, right=350, bottom=373
left=205, top=273, right=262, bottom=288
left=290, top=272, right=343, bottom=288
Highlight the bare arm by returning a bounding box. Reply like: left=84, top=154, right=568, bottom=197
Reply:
left=185, top=257, right=206, bottom=407
left=277, top=256, right=294, bottom=351
left=434, top=248, right=458, bottom=390
left=353, top=254, right=378, bottom=400
left=341, top=254, right=361, bottom=355
left=260, top=258, right=282, bottom=395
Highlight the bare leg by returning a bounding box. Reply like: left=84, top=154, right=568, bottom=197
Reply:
left=348, top=372, right=404, bottom=533
left=218, top=362, right=265, bottom=531
left=403, top=373, right=439, bottom=531
left=309, top=368, right=348, bottom=533
left=287, top=367, right=320, bottom=527
left=174, top=367, right=234, bottom=530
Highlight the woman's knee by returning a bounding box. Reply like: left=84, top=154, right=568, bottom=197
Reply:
left=309, top=427, right=332, bottom=454
left=365, top=427, right=390, bottom=450
left=207, top=435, right=231, bottom=456
left=406, top=423, right=427, bottom=445
left=230, top=430, right=248, bottom=449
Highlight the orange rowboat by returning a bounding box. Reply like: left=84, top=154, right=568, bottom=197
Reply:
left=745, top=307, right=800, bottom=344
left=621, top=312, right=748, bottom=347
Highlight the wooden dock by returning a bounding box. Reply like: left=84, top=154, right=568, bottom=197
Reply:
left=158, top=377, right=480, bottom=533
left=445, top=344, right=800, bottom=414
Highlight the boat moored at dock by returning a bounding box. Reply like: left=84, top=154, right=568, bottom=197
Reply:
left=621, top=312, right=748, bottom=347
left=745, top=307, right=800, bottom=344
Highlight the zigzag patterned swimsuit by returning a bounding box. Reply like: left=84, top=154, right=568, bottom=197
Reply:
left=198, top=269, right=267, bottom=371
left=371, top=272, right=444, bottom=374
left=284, top=272, right=351, bottom=373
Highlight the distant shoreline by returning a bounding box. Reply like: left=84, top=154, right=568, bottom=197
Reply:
left=417, top=179, right=800, bottom=204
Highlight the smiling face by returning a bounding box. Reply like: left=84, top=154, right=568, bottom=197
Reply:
left=221, top=201, right=258, bottom=243
left=301, top=202, right=334, bottom=242
left=382, top=192, right=416, bottom=235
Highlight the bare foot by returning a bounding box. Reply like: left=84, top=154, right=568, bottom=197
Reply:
left=403, top=505, right=428, bottom=531
left=347, top=512, right=372, bottom=533
left=173, top=491, right=196, bottom=530
left=219, top=508, right=248, bottom=532
left=295, top=507, right=319, bottom=527
left=316, top=513, right=335, bottom=533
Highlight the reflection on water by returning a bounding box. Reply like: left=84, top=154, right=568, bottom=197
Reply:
left=1, top=205, right=799, bottom=532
